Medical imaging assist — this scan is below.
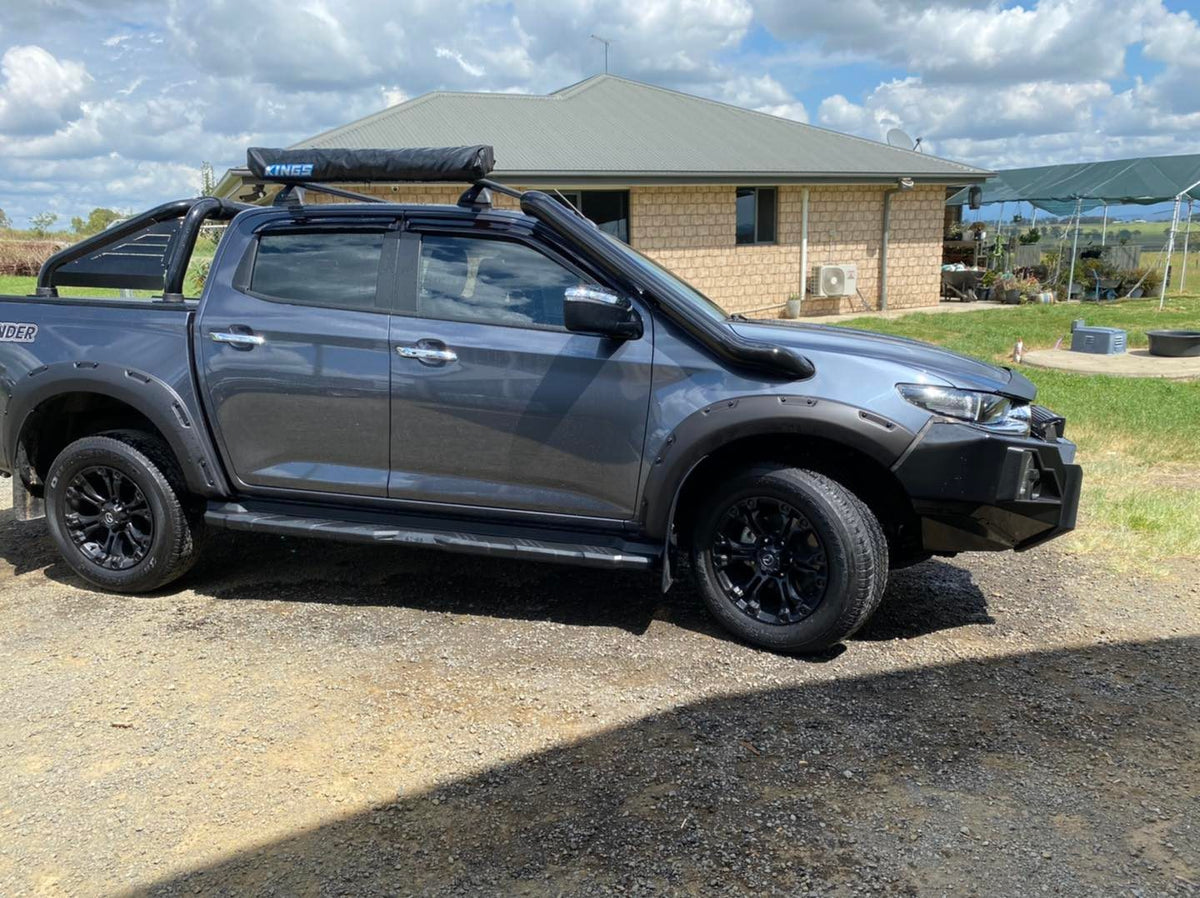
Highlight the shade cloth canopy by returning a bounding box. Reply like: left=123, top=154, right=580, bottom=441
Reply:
left=948, top=153, right=1200, bottom=215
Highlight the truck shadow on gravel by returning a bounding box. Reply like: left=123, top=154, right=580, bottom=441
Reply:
left=6, top=511, right=992, bottom=646
left=188, top=531, right=992, bottom=646
left=127, top=636, right=1199, bottom=897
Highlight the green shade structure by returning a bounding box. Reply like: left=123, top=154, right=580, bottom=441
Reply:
left=949, top=153, right=1200, bottom=308
left=948, top=154, right=1200, bottom=214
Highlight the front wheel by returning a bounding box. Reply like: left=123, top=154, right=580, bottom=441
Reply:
left=45, top=432, right=204, bottom=593
left=691, top=465, right=888, bottom=653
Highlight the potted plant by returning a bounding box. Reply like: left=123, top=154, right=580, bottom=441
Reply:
left=979, top=269, right=999, bottom=301
left=1019, top=276, right=1043, bottom=303
left=946, top=222, right=964, bottom=241
left=998, top=275, right=1022, bottom=304
left=784, top=292, right=802, bottom=319
left=969, top=221, right=988, bottom=242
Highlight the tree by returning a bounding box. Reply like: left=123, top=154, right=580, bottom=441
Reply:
left=70, top=207, right=122, bottom=235
left=199, top=161, right=216, bottom=197
left=29, top=212, right=58, bottom=237
left=0, top=208, right=10, bottom=230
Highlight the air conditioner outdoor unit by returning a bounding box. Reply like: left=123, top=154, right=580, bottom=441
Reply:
left=813, top=264, right=858, bottom=297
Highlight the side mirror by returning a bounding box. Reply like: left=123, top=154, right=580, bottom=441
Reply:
left=563, top=286, right=643, bottom=340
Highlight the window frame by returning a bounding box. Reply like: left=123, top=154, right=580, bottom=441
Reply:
left=735, top=186, right=778, bottom=246
left=551, top=189, right=631, bottom=244
left=234, top=223, right=397, bottom=314
left=398, top=225, right=609, bottom=334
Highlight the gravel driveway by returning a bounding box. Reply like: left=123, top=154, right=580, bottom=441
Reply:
left=0, top=490, right=1197, bottom=897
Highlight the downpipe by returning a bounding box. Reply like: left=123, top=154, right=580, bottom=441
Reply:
left=880, top=178, right=914, bottom=312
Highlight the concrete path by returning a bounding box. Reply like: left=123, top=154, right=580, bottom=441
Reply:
left=1023, top=347, right=1200, bottom=379
left=789, top=300, right=1020, bottom=324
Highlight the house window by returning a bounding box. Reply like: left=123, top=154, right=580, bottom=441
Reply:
left=736, top=187, right=777, bottom=245
left=552, top=190, right=630, bottom=243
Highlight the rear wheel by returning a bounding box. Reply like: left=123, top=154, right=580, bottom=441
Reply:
left=691, top=465, right=888, bottom=653
left=45, top=431, right=203, bottom=593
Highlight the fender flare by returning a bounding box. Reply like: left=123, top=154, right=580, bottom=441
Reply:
left=639, top=394, right=916, bottom=541
left=6, top=361, right=230, bottom=497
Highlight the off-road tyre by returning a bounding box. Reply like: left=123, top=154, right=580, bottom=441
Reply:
left=692, top=464, right=889, bottom=653
left=45, top=430, right=204, bottom=593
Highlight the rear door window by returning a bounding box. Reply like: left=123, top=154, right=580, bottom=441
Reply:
left=250, top=231, right=385, bottom=311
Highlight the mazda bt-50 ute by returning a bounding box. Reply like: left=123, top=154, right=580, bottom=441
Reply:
left=0, top=146, right=1081, bottom=653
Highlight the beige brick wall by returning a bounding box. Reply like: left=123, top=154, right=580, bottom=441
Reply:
left=306, top=181, right=945, bottom=317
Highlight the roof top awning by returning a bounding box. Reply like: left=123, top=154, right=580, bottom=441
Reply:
left=948, top=153, right=1200, bottom=214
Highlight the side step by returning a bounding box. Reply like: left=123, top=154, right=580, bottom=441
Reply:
left=205, top=500, right=660, bottom=571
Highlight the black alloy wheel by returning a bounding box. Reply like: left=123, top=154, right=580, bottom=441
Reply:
left=62, top=465, right=155, bottom=571
left=45, top=432, right=204, bottom=592
left=710, top=496, right=829, bottom=625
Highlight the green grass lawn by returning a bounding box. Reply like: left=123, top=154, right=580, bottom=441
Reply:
left=837, top=296, right=1200, bottom=569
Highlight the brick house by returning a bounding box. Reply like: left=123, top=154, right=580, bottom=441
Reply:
left=217, top=75, right=988, bottom=317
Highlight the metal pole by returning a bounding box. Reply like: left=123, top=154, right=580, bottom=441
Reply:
left=799, top=187, right=809, bottom=304
left=1180, top=198, right=1193, bottom=291
left=1100, top=203, right=1108, bottom=246
left=1160, top=193, right=1181, bottom=310
left=1161, top=178, right=1200, bottom=308
left=1066, top=198, right=1083, bottom=303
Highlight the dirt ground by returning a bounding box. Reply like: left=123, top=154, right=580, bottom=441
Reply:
left=0, top=488, right=1197, bottom=898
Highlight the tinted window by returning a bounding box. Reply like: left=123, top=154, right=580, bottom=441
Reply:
left=735, top=187, right=777, bottom=244
left=418, top=235, right=591, bottom=329
left=251, top=231, right=384, bottom=310
left=551, top=190, right=630, bottom=243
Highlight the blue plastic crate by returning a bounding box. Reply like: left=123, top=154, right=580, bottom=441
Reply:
left=1070, top=326, right=1127, bottom=355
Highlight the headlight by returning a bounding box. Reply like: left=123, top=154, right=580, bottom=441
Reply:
left=897, top=384, right=1030, bottom=435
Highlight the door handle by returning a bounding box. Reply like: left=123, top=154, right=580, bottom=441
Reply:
left=396, top=344, right=457, bottom=363
left=211, top=330, right=265, bottom=349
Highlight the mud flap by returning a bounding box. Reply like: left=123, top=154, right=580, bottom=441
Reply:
left=12, top=474, right=45, bottom=522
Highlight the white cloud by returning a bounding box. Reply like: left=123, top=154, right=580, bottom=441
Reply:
left=2, top=0, right=1199, bottom=222
left=0, top=45, right=91, bottom=135
left=435, top=46, right=486, bottom=78
left=819, top=76, right=1112, bottom=146
left=756, top=0, right=1163, bottom=85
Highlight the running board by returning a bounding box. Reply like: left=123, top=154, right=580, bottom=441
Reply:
left=205, top=500, right=659, bottom=570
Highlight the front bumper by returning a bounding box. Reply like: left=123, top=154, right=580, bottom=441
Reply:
left=893, top=420, right=1082, bottom=553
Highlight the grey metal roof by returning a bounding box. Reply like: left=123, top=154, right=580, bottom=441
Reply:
left=290, top=75, right=988, bottom=184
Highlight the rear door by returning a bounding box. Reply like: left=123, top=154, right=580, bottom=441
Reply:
left=197, top=221, right=396, bottom=497
left=386, top=226, right=654, bottom=520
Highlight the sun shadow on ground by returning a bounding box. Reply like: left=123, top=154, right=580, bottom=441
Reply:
left=126, top=637, right=1199, bottom=897
left=8, top=514, right=992, bottom=647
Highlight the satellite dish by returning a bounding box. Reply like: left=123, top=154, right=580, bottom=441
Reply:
left=886, top=128, right=922, bottom=151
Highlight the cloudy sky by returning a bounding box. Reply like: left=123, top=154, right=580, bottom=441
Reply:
left=1, top=0, right=1199, bottom=224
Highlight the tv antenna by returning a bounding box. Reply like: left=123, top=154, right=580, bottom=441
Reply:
left=886, top=127, right=922, bottom=152
left=590, top=34, right=613, bottom=73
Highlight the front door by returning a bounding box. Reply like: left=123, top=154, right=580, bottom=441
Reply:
left=387, top=229, right=653, bottom=519
left=197, top=225, right=394, bottom=497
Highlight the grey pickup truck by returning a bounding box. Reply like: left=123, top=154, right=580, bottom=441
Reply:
left=0, top=146, right=1081, bottom=653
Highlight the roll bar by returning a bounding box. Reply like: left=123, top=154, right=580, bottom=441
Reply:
left=36, top=197, right=250, bottom=299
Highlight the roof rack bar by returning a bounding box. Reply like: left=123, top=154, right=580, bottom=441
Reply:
left=271, top=181, right=386, bottom=205
left=473, top=178, right=524, bottom=200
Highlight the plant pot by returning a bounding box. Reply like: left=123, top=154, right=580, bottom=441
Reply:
left=784, top=298, right=802, bottom=319
left=1002, top=289, right=1021, bottom=304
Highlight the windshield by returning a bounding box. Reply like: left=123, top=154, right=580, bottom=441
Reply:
left=596, top=230, right=729, bottom=322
